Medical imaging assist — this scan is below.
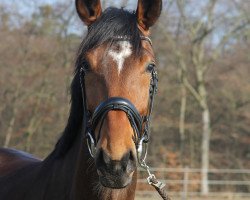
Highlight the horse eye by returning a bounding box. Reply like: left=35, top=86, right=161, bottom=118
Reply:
left=146, top=63, right=155, bottom=73
left=82, top=61, right=91, bottom=72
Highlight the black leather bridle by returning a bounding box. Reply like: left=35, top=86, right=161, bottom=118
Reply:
left=79, top=36, right=158, bottom=164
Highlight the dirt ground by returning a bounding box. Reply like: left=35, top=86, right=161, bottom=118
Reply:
left=135, top=193, right=250, bottom=200
left=136, top=197, right=249, bottom=200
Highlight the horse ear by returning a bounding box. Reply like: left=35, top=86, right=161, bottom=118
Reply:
left=136, top=0, right=162, bottom=31
left=75, top=0, right=102, bottom=26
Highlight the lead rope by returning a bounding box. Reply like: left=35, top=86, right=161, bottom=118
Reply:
left=140, top=160, right=172, bottom=200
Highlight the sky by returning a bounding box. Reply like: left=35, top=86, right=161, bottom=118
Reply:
left=0, top=0, right=137, bottom=35
left=1, top=0, right=137, bottom=15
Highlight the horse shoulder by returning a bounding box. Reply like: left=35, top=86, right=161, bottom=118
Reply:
left=0, top=148, right=41, bottom=177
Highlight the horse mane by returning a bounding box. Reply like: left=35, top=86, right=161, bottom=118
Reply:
left=46, top=8, right=143, bottom=160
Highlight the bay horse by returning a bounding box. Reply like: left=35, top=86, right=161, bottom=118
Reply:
left=0, top=0, right=162, bottom=199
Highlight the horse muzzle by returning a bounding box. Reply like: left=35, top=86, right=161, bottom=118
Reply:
left=95, top=149, right=136, bottom=188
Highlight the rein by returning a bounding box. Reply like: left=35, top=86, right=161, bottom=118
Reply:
left=79, top=36, right=171, bottom=200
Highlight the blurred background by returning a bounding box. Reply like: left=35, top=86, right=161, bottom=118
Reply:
left=0, top=0, right=249, bottom=199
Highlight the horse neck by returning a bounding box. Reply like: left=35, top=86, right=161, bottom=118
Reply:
left=34, top=132, right=82, bottom=199
left=71, top=138, right=138, bottom=200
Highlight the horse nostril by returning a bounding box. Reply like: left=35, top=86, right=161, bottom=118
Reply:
left=129, top=150, right=135, bottom=162
left=123, top=150, right=136, bottom=174
left=96, top=149, right=110, bottom=170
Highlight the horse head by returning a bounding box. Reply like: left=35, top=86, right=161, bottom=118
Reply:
left=75, top=0, right=162, bottom=189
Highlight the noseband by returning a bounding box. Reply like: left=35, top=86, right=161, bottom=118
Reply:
left=79, top=36, right=158, bottom=164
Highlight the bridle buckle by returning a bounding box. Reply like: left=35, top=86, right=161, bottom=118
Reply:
left=86, top=131, right=97, bottom=158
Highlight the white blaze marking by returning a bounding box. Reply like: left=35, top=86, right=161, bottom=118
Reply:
left=108, top=41, right=132, bottom=74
